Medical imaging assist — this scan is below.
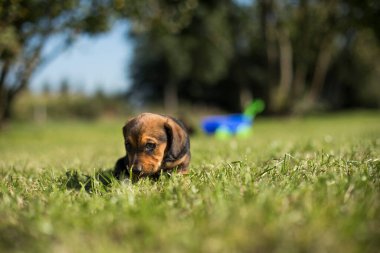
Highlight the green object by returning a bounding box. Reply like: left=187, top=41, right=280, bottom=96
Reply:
left=236, top=124, right=252, bottom=138
left=243, top=99, right=265, bottom=118
left=215, top=126, right=232, bottom=139
left=212, top=99, right=265, bottom=139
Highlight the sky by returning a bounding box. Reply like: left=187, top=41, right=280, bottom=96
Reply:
left=30, top=22, right=132, bottom=95
left=30, top=0, right=252, bottom=95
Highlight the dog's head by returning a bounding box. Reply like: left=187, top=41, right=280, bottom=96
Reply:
left=122, top=113, right=190, bottom=176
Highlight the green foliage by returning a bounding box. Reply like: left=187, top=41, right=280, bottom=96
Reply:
left=126, top=0, right=380, bottom=113
left=0, top=0, right=115, bottom=124
left=14, top=92, right=130, bottom=121
left=128, top=0, right=238, bottom=104
left=0, top=0, right=110, bottom=59
left=0, top=112, right=379, bottom=252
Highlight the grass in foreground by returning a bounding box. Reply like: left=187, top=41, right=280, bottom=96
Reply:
left=0, top=111, right=379, bottom=253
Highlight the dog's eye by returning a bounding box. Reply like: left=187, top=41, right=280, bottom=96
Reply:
left=145, top=143, right=156, bottom=152
left=125, top=142, right=132, bottom=151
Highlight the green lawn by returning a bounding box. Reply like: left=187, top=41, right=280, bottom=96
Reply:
left=0, top=111, right=379, bottom=253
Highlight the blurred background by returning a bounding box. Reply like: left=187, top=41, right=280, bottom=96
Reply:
left=0, top=0, right=379, bottom=126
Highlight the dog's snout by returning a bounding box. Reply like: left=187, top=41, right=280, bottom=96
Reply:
left=131, top=164, right=142, bottom=173
left=129, top=156, right=142, bottom=173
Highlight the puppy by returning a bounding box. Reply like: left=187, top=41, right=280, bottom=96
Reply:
left=114, top=113, right=191, bottom=179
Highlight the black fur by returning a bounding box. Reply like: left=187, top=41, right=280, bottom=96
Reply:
left=163, top=119, right=190, bottom=163
left=113, top=156, right=129, bottom=179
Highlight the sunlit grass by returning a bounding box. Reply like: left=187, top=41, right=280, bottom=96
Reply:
left=0, top=111, right=379, bottom=253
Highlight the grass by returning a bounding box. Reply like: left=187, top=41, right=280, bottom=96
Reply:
left=0, top=111, right=379, bottom=253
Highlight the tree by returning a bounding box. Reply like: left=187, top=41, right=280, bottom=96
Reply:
left=0, top=0, right=112, bottom=126
left=126, top=0, right=240, bottom=112
left=124, top=0, right=380, bottom=113
left=256, top=0, right=380, bottom=113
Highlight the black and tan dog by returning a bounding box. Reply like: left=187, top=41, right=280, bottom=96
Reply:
left=114, top=113, right=190, bottom=179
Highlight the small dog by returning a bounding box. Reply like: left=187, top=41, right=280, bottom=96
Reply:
left=114, top=113, right=191, bottom=179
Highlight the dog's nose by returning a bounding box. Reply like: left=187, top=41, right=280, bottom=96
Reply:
left=131, top=164, right=142, bottom=173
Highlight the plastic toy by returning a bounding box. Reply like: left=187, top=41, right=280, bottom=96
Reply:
left=201, top=99, right=265, bottom=138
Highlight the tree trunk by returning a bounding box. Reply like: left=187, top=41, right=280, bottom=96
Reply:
left=306, top=0, right=338, bottom=105
left=0, top=61, right=10, bottom=127
left=293, top=64, right=307, bottom=98
left=259, top=0, right=278, bottom=113
left=0, top=41, right=43, bottom=127
left=0, top=62, right=38, bottom=127
left=271, top=28, right=293, bottom=112
left=1, top=93, right=14, bottom=121
left=307, top=36, right=334, bottom=104
left=164, top=80, right=178, bottom=114
left=0, top=86, right=17, bottom=129
left=239, top=84, right=252, bottom=112
left=0, top=84, right=24, bottom=127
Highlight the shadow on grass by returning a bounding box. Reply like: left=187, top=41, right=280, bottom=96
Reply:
left=63, top=168, right=171, bottom=193
left=63, top=169, right=118, bottom=193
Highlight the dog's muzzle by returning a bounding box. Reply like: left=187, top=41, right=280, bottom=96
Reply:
left=130, top=164, right=142, bottom=174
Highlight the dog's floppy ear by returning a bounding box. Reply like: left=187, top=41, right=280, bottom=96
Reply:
left=164, top=117, right=189, bottom=160
left=114, top=156, right=129, bottom=179
left=122, top=125, right=127, bottom=138
left=122, top=117, right=138, bottom=138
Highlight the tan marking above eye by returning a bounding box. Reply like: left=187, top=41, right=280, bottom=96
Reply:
left=141, top=135, right=161, bottom=145
left=145, top=139, right=158, bottom=144
left=125, top=138, right=136, bottom=148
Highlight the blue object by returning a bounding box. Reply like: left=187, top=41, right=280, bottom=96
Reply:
left=201, top=114, right=253, bottom=135
left=201, top=99, right=265, bottom=137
